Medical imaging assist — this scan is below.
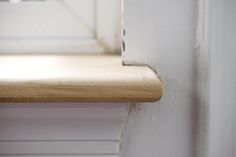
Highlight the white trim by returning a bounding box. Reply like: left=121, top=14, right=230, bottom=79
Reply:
left=196, top=0, right=236, bottom=157
left=0, top=0, right=121, bottom=54
left=0, top=104, right=128, bottom=156
left=96, top=0, right=122, bottom=53
left=0, top=39, right=105, bottom=54
left=195, top=1, right=211, bottom=157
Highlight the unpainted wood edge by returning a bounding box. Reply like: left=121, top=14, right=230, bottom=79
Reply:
left=0, top=56, right=163, bottom=103
left=0, top=78, right=163, bottom=103
left=0, top=86, right=162, bottom=103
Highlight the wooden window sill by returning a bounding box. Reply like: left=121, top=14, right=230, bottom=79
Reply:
left=0, top=55, right=162, bottom=102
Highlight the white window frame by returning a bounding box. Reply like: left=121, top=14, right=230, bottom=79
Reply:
left=0, top=0, right=122, bottom=54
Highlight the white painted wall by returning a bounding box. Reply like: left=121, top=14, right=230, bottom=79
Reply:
left=122, top=0, right=236, bottom=157
left=121, top=0, right=197, bottom=157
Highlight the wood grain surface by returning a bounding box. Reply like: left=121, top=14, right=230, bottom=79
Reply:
left=0, top=55, right=162, bottom=102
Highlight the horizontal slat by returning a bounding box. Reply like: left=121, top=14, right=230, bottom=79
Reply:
left=0, top=156, right=116, bottom=157
left=0, top=103, right=128, bottom=119
left=0, top=104, right=128, bottom=141
left=0, top=141, right=118, bottom=155
left=0, top=55, right=162, bottom=102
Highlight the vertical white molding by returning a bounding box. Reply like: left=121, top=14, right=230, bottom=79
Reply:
left=195, top=0, right=236, bottom=156
left=196, top=0, right=236, bottom=156
left=195, top=0, right=211, bottom=157
left=208, top=0, right=236, bottom=157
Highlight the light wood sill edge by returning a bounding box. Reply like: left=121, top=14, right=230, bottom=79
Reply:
left=0, top=54, right=163, bottom=103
